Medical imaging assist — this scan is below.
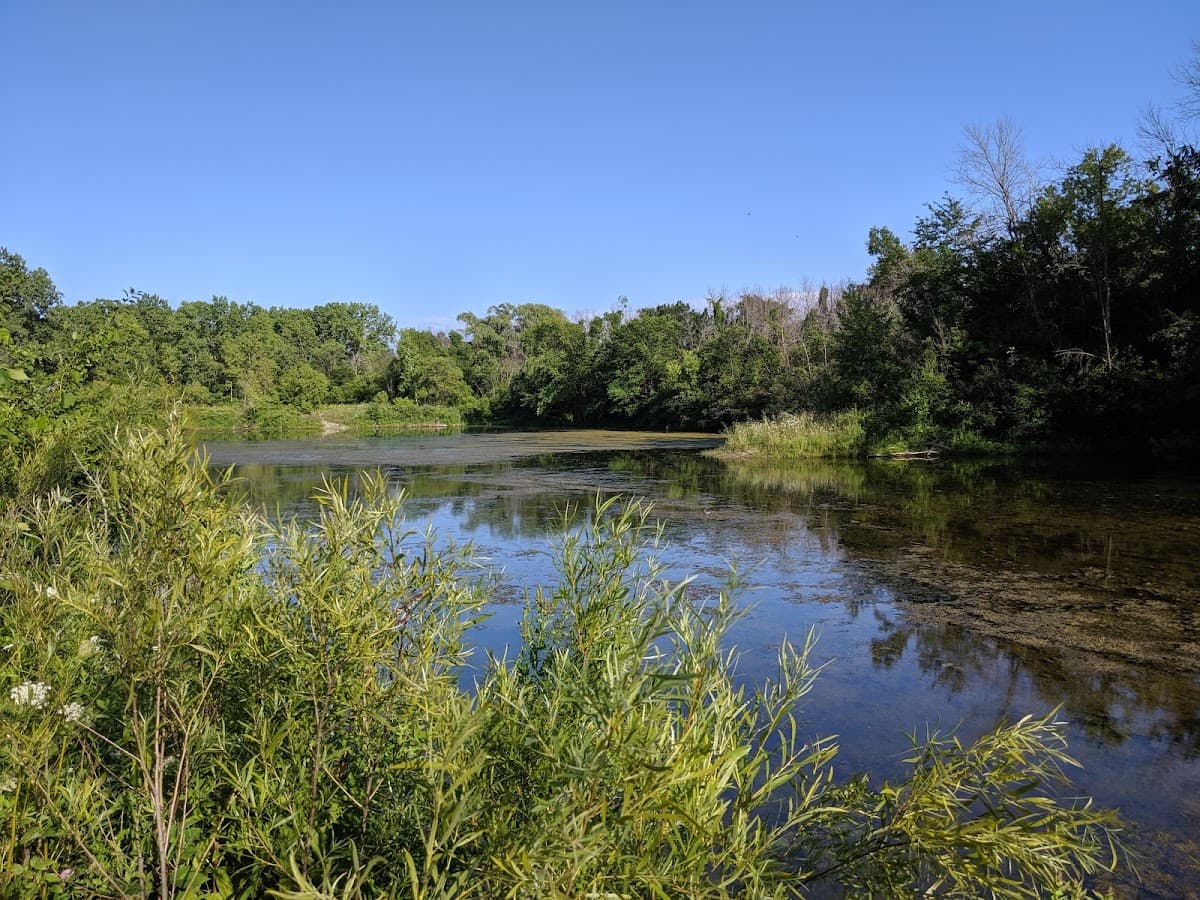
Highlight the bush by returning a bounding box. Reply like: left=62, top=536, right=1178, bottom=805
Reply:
left=364, top=396, right=464, bottom=429
left=277, top=364, right=330, bottom=412
left=240, top=401, right=311, bottom=437
left=0, top=422, right=1122, bottom=897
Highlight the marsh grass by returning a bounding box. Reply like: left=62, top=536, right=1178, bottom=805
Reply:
left=713, top=411, right=870, bottom=460
left=713, top=413, right=1020, bottom=461
left=0, top=419, right=1123, bottom=897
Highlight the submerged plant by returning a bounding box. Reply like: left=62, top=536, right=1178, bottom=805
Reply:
left=0, top=421, right=1122, bottom=897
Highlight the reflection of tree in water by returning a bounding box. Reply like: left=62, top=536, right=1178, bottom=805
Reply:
left=869, top=605, right=1200, bottom=756
left=457, top=489, right=602, bottom=539
left=224, top=463, right=500, bottom=520
left=721, top=456, right=1200, bottom=758
left=718, top=457, right=1199, bottom=592
left=222, top=463, right=382, bottom=518
left=607, top=451, right=710, bottom=500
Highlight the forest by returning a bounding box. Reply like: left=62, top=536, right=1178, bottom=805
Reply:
left=4, top=125, right=1198, bottom=476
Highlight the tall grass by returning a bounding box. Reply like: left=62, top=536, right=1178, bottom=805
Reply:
left=714, top=411, right=870, bottom=460
left=0, top=419, right=1122, bottom=897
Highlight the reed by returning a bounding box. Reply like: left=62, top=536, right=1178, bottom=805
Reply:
left=713, top=410, right=870, bottom=460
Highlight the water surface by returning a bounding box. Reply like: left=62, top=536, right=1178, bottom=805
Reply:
left=204, top=431, right=1200, bottom=896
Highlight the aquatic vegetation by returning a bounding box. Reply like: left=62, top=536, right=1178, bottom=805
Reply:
left=713, top=411, right=870, bottom=459
left=0, top=421, right=1122, bottom=897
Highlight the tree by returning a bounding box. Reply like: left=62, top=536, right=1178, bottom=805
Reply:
left=957, top=119, right=1046, bottom=324
left=277, top=362, right=330, bottom=411
left=1175, top=40, right=1200, bottom=122
left=48, top=301, right=160, bottom=384
left=601, top=307, right=696, bottom=423
left=386, top=329, right=473, bottom=406
left=830, top=285, right=905, bottom=419
left=1052, top=145, right=1151, bottom=367
left=311, top=302, right=396, bottom=375
left=221, top=313, right=287, bottom=401
left=456, top=304, right=527, bottom=399
left=0, top=248, right=61, bottom=344
left=505, top=306, right=588, bottom=422
left=957, top=119, right=1040, bottom=242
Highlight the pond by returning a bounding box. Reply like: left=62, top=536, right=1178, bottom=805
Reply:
left=203, top=430, right=1200, bottom=897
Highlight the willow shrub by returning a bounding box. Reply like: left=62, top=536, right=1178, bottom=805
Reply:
left=0, top=421, right=1122, bottom=898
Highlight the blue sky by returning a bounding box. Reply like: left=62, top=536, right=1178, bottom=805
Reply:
left=2, top=1, right=1196, bottom=330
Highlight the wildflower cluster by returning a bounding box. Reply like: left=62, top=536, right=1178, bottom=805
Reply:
left=8, top=680, right=49, bottom=708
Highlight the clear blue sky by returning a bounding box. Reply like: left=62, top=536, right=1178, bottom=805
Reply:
left=2, top=1, right=1196, bottom=330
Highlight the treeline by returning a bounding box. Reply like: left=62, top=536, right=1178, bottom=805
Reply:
left=3, top=133, right=1199, bottom=455
left=0, top=271, right=398, bottom=409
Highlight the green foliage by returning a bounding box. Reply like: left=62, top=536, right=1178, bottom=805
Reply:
left=240, top=402, right=311, bottom=438
left=365, top=396, right=465, bottom=428
left=386, top=330, right=474, bottom=407
left=0, top=423, right=1124, bottom=897
left=0, top=248, right=61, bottom=345
left=715, top=411, right=869, bottom=459
left=277, top=363, right=331, bottom=412
left=0, top=259, right=173, bottom=498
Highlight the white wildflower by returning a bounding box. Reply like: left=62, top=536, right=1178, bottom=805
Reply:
left=0, top=776, right=15, bottom=793
left=60, top=702, right=85, bottom=723
left=36, top=585, right=59, bottom=599
left=9, top=681, right=50, bottom=708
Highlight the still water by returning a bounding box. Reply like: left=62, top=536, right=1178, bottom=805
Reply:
left=203, top=430, right=1200, bottom=897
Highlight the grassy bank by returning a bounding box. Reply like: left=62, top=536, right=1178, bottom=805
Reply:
left=709, top=412, right=1019, bottom=461
left=184, top=398, right=470, bottom=439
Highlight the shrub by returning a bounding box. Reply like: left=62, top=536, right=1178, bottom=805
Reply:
left=364, top=396, right=464, bottom=429
left=240, top=401, right=311, bottom=437
left=277, top=364, right=330, bottom=412
left=0, top=421, right=1122, bottom=897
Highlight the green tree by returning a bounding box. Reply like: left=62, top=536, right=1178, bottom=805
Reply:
left=311, top=301, right=396, bottom=374
left=504, top=305, right=587, bottom=422
left=1044, top=145, right=1152, bottom=367
left=386, top=329, right=474, bottom=406
left=455, top=304, right=527, bottom=399
left=277, top=362, right=330, bottom=411
left=0, top=248, right=61, bottom=345
left=222, top=312, right=287, bottom=401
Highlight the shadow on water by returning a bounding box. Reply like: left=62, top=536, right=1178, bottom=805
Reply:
left=718, top=458, right=1200, bottom=744
left=204, top=435, right=1200, bottom=896
left=718, top=456, right=1200, bottom=898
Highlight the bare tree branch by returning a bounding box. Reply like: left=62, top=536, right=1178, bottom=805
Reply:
left=1137, top=104, right=1182, bottom=156
left=1174, top=41, right=1200, bottom=121
left=955, top=118, right=1042, bottom=241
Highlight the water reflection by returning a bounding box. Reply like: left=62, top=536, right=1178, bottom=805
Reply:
left=204, top=436, right=1200, bottom=896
